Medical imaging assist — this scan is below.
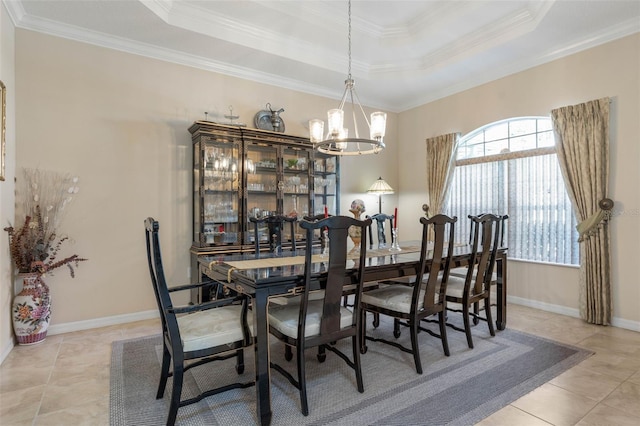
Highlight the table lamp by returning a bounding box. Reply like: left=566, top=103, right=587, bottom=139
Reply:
left=367, top=177, right=394, bottom=214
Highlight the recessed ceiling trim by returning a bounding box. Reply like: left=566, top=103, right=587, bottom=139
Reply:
left=2, top=0, right=26, bottom=26
left=398, top=17, right=640, bottom=112
left=141, top=0, right=350, bottom=75
left=368, top=4, right=553, bottom=76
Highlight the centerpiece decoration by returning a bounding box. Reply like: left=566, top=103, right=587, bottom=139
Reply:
left=4, top=168, right=87, bottom=345
left=348, top=199, right=366, bottom=249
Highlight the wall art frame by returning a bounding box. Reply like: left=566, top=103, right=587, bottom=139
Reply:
left=0, top=80, right=5, bottom=181
left=0, top=80, right=7, bottom=180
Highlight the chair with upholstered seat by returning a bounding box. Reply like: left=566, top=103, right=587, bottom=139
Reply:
left=144, top=217, right=254, bottom=426
left=444, top=213, right=505, bottom=349
left=268, top=215, right=371, bottom=416
left=297, top=213, right=378, bottom=328
left=447, top=213, right=508, bottom=329
left=366, top=212, right=394, bottom=249
left=449, top=213, right=508, bottom=281
left=360, top=214, right=457, bottom=374
left=249, top=215, right=298, bottom=257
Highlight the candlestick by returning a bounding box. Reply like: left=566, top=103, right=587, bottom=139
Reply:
left=321, top=228, right=330, bottom=257
left=390, top=227, right=401, bottom=251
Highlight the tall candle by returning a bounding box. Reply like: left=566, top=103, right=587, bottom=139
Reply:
left=324, top=205, right=328, bottom=218
left=394, top=207, right=398, bottom=228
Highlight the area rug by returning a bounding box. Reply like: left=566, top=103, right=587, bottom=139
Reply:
left=110, top=316, right=592, bottom=425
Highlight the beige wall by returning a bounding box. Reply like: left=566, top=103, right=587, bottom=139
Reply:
left=1, top=2, right=17, bottom=361
left=398, top=33, right=640, bottom=328
left=13, top=29, right=398, bottom=329
left=6, top=27, right=639, bottom=350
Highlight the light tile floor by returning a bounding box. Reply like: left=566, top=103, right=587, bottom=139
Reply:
left=0, top=304, right=639, bottom=425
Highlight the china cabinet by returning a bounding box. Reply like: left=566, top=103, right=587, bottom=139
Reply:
left=189, top=121, right=340, bottom=301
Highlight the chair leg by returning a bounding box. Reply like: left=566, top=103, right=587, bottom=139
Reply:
left=317, top=345, right=327, bottom=362
left=351, top=335, right=364, bottom=392
left=156, top=344, right=171, bottom=399
left=372, top=312, right=380, bottom=328
left=463, top=304, right=474, bottom=349
left=167, top=362, right=183, bottom=426
left=235, top=348, right=245, bottom=374
left=438, top=311, right=450, bottom=356
left=484, top=297, right=495, bottom=336
left=393, top=318, right=401, bottom=338
left=284, top=345, right=293, bottom=361
left=297, top=344, right=309, bottom=416
left=409, top=320, right=423, bottom=374
left=360, top=309, right=368, bottom=354
left=473, top=301, right=480, bottom=325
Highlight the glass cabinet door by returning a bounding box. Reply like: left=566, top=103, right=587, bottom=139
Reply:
left=282, top=148, right=310, bottom=217
left=194, top=134, right=241, bottom=247
left=245, top=142, right=279, bottom=245
left=313, top=155, right=339, bottom=216
left=282, top=147, right=311, bottom=244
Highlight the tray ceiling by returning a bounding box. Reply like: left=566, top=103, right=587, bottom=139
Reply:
left=5, top=0, right=640, bottom=112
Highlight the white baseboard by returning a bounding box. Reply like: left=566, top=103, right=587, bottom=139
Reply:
left=1, top=310, right=159, bottom=365
left=47, top=310, right=159, bottom=335
left=507, top=295, right=581, bottom=318
left=6, top=295, right=637, bottom=361
left=1, top=340, right=15, bottom=365
left=508, top=295, right=640, bottom=332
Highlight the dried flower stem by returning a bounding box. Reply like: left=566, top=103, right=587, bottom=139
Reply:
left=5, top=168, right=87, bottom=277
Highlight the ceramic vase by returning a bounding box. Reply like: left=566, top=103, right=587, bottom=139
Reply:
left=348, top=199, right=366, bottom=248
left=12, top=272, right=51, bottom=345
left=348, top=211, right=362, bottom=245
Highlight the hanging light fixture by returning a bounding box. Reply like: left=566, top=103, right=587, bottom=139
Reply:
left=309, top=0, right=387, bottom=156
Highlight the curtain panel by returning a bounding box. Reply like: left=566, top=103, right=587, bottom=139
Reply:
left=551, top=97, right=612, bottom=325
left=425, top=133, right=459, bottom=216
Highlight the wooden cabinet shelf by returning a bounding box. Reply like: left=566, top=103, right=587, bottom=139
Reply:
left=189, top=121, right=340, bottom=301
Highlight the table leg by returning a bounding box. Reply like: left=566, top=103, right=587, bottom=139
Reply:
left=496, top=254, right=507, bottom=330
left=253, top=289, right=272, bottom=425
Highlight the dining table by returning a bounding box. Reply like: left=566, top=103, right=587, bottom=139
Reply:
left=198, top=241, right=508, bottom=425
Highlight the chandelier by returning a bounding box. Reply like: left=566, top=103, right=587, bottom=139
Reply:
left=309, top=0, right=387, bottom=156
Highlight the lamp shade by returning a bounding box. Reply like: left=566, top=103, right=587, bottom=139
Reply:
left=367, top=177, right=394, bottom=195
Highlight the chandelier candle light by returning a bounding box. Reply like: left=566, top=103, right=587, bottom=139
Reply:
left=309, top=0, right=387, bottom=156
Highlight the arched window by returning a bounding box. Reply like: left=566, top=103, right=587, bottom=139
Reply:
left=446, top=117, right=579, bottom=265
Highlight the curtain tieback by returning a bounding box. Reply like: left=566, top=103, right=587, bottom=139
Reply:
left=576, top=198, right=614, bottom=242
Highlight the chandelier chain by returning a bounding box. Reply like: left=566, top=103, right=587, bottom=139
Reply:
left=347, top=0, right=352, bottom=79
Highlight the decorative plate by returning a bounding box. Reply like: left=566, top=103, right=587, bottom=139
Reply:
left=254, top=110, right=285, bottom=133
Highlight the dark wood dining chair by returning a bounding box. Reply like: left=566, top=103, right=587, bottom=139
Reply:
left=360, top=214, right=457, bottom=374
left=448, top=213, right=508, bottom=322
left=267, top=215, right=371, bottom=416
left=301, top=212, right=379, bottom=327
left=366, top=212, right=394, bottom=249
left=464, top=213, right=508, bottom=247
left=303, top=213, right=332, bottom=251
left=249, top=215, right=298, bottom=257
left=144, top=217, right=254, bottom=426
left=445, top=213, right=505, bottom=349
